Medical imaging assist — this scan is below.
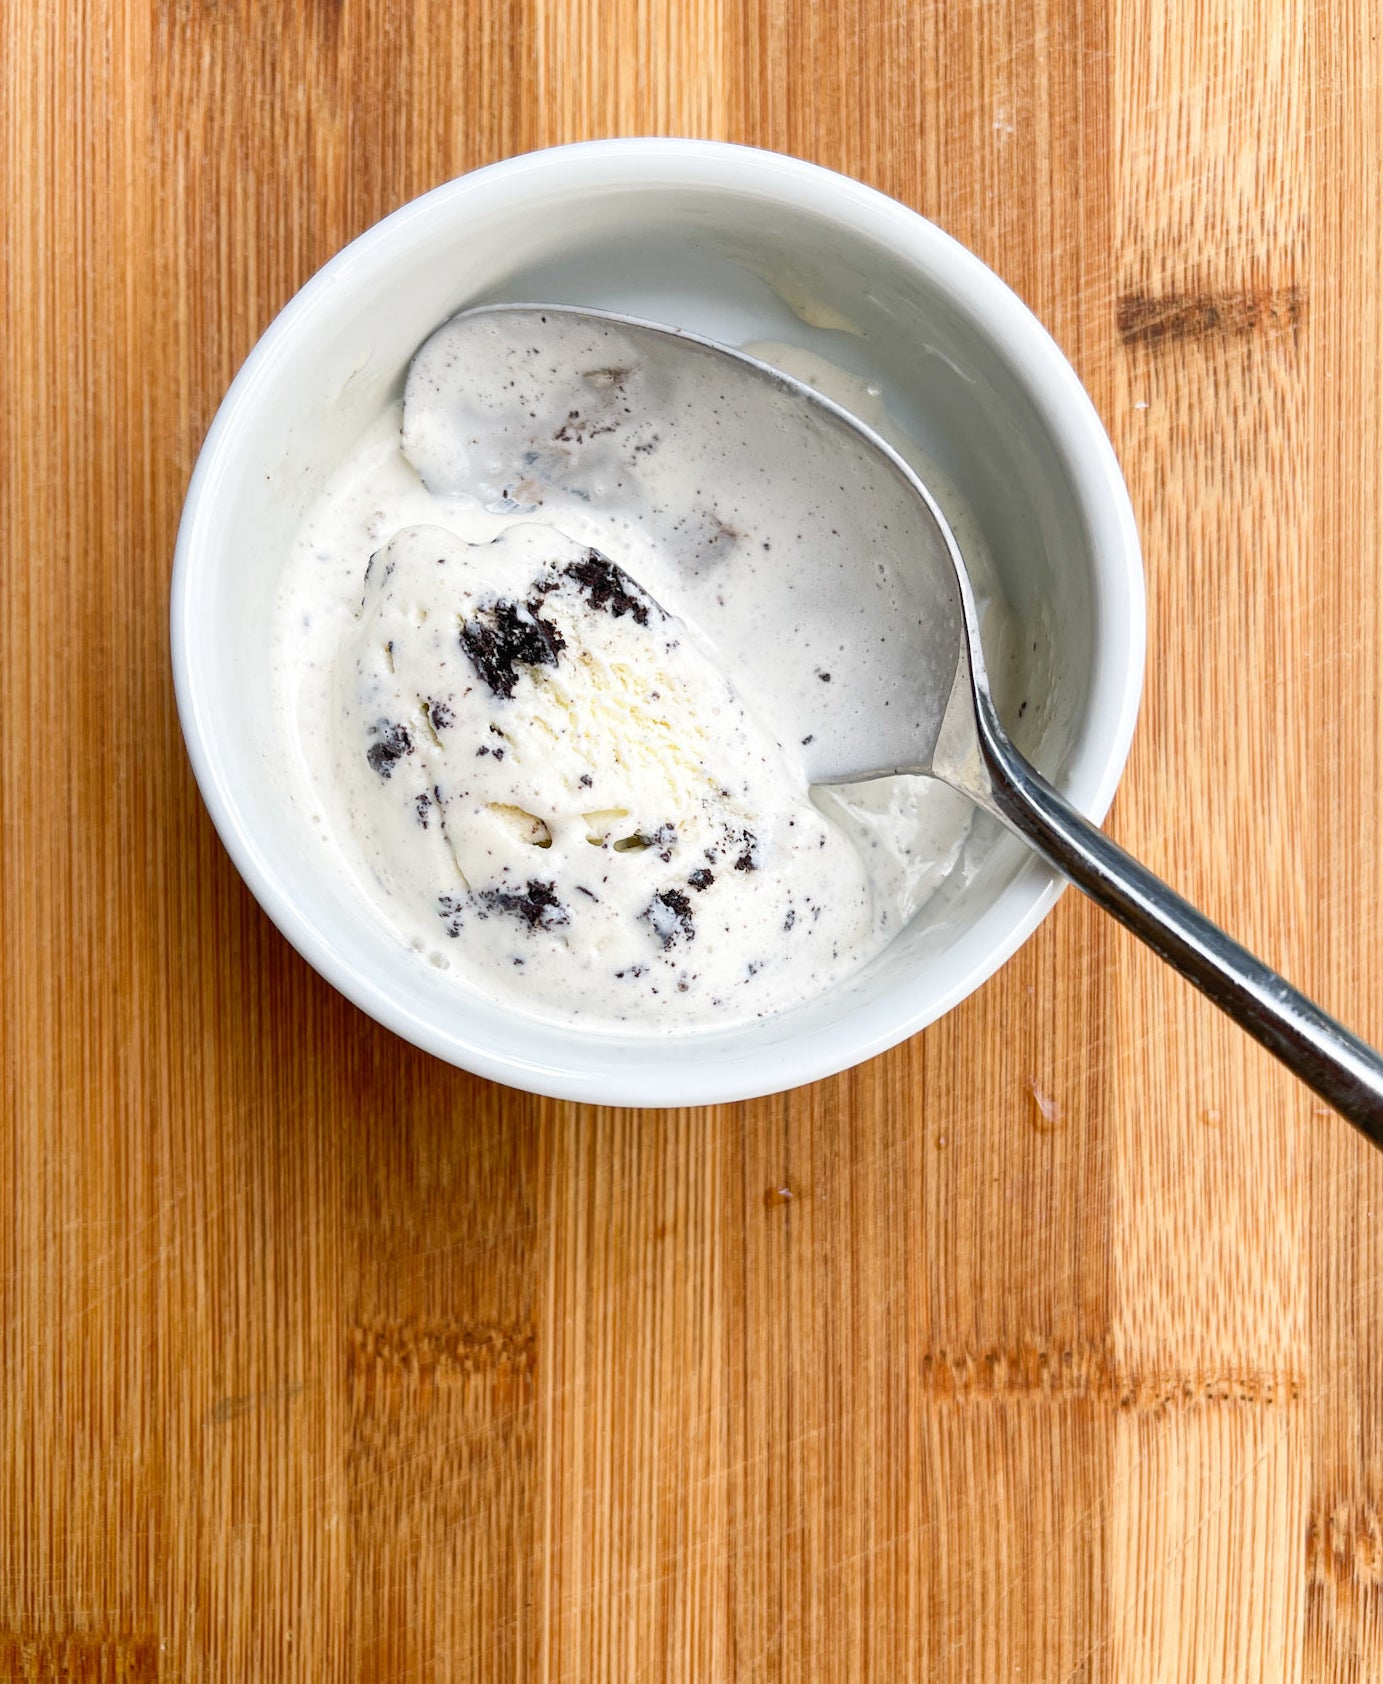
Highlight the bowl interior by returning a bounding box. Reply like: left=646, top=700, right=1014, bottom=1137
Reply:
left=176, top=145, right=1140, bottom=1104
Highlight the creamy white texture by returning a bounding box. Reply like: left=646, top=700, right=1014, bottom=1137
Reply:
left=336, top=522, right=878, bottom=1022
left=272, top=315, right=1015, bottom=1030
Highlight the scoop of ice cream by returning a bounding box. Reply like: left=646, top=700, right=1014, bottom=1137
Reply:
left=334, top=521, right=879, bottom=1025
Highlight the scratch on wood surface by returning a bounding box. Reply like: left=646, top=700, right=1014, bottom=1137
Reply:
left=1088, top=1412, right=1300, bottom=1682
left=207, top=1381, right=306, bottom=1425
left=1117, top=284, right=1305, bottom=347
left=1028, top=1077, right=1067, bottom=1132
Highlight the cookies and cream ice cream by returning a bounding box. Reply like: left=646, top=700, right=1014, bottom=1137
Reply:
left=273, top=310, right=1012, bottom=1029
left=337, top=520, right=879, bottom=1020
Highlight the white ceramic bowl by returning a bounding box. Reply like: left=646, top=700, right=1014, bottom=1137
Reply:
left=171, top=139, right=1144, bottom=1107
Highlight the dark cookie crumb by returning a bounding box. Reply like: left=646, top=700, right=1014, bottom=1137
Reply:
left=366, top=719, right=414, bottom=779
left=461, top=598, right=566, bottom=697
left=362, top=550, right=396, bottom=595
left=646, top=888, right=695, bottom=949
left=647, top=821, right=677, bottom=862
left=783, top=909, right=796, bottom=931
left=576, top=885, right=599, bottom=901
left=579, top=773, right=593, bottom=788
left=414, top=791, right=432, bottom=828
left=687, top=868, right=714, bottom=892
left=563, top=549, right=654, bottom=625
left=476, top=879, right=569, bottom=932
left=427, top=698, right=454, bottom=731
left=553, top=408, right=621, bottom=444
left=732, top=829, right=760, bottom=872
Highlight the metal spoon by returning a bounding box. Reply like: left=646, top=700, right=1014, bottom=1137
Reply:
left=414, top=303, right=1383, bottom=1137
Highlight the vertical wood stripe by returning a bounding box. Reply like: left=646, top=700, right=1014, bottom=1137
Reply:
left=1106, top=0, right=1313, bottom=1674
left=2, top=0, right=1382, bottom=1678
left=1306, top=3, right=1383, bottom=1679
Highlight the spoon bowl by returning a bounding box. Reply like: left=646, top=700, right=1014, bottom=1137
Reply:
left=405, top=303, right=977, bottom=784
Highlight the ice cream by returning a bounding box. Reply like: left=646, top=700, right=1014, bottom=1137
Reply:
left=273, top=309, right=1013, bottom=1030
left=335, top=521, right=878, bottom=1022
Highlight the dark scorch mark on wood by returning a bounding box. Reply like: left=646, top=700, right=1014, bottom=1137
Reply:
left=1117, top=285, right=1305, bottom=349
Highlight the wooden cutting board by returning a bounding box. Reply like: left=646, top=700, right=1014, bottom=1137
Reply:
left=3, top=1, right=1381, bottom=1677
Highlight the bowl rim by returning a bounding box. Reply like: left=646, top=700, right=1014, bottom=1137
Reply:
left=171, top=137, right=1145, bottom=1106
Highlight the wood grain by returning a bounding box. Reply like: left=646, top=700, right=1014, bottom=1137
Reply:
left=3, top=0, right=1382, bottom=1678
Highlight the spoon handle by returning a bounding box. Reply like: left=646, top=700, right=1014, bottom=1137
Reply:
left=975, top=706, right=1383, bottom=1139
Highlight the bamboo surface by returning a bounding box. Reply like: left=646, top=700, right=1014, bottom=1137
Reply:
left=3, top=1, right=1382, bottom=1678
